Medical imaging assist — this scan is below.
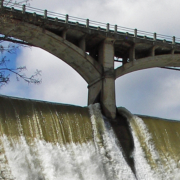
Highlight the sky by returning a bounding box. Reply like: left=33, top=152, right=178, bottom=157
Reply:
left=1, top=0, right=180, bottom=120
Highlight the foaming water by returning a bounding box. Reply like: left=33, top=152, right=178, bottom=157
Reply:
left=89, top=104, right=136, bottom=180
left=1, top=136, right=107, bottom=180
left=0, top=104, right=135, bottom=180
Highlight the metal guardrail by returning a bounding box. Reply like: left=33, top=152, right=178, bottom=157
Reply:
left=0, top=0, right=180, bottom=44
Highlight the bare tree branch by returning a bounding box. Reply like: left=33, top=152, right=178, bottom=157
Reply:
left=0, top=67, right=41, bottom=84
left=0, top=0, right=42, bottom=88
left=4, top=0, right=32, bottom=6
left=0, top=53, right=41, bottom=87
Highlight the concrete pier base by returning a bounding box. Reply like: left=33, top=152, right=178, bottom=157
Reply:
left=101, top=77, right=116, bottom=119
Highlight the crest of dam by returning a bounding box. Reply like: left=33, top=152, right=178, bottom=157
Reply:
left=0, top=95, right=180, bottom=179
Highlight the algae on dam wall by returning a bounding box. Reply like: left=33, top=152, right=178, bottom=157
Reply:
left=138, top=115, right=180, bottom=167
left=0, top=95, right=93, bottom=144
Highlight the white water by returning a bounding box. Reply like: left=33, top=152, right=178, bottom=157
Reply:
left=0, top=104, right=180, bottom=179
left=130, top=116, right=180, bottom=180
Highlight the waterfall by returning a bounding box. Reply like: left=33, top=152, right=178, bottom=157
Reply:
left=0, top=95, right=180, bottom=179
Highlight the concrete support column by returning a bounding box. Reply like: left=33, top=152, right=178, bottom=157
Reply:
left=150, top=46, right=157, bottom=56
left=129, top=44, right=135, bottom=61
left=98, top=39, right=116, bottom=119
left=79, top=37, right=86, bottom=53
left=122, top=57, right=128, bottom=64
left=62, top=30, right=67, bottom=39
left=88, top=38, right=116, bottom=119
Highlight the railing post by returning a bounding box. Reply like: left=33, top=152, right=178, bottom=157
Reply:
left=134, top=28, right=137, bottom=37
left=22, top=5, right=25, bottom=14
left=65, top=14, right=68, bottom=24
left=114, top=25, right=117, bottom=33
left=0, top=0, right=3, bottom=8
left=86, top=19, right=89, bottom=28
left=44, top=10, right=47, bottom=19
left=106, top=23, right=109, bottom=32
left=153, top=32, right=156, bottom=41
left=172, top=36, right=175, bottom=44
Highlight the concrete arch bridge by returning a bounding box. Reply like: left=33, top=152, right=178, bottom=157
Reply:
left=1, top=0, right=180, bottom=119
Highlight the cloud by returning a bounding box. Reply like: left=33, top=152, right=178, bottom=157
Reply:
left=116, top=68, right=180, bottom=119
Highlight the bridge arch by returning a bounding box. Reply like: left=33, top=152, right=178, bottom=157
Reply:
left=0, top=18, right=102, bottom=84
left=0, top=15, right=116, bottom=119
left=115, top=66, right=180, bottom=119
left=115, top=54, right=180, bottom=79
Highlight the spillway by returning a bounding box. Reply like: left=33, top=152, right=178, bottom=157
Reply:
left=0, top=95, right=180, bottom=179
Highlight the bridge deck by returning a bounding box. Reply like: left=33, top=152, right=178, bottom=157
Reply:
left=1, top=2, right=180, bottom=62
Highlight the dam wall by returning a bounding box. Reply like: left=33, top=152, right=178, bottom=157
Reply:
left=0, top=95, right=180, bottom=179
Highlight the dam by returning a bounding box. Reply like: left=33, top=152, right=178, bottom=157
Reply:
left=0, top=95, right=180, bottom=179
